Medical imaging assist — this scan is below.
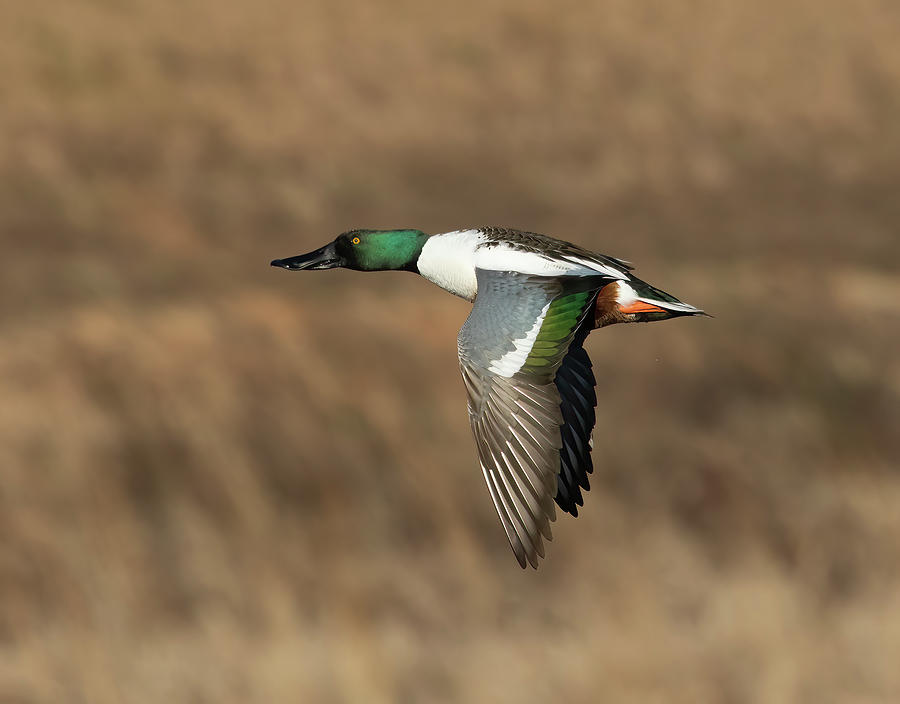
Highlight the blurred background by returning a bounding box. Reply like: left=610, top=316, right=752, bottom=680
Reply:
left=1, top=0, right=899, bottom=702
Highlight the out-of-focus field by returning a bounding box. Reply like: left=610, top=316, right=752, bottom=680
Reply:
left=1, top=1, right=899, bottom=701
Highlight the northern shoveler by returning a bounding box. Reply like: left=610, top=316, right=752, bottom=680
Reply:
left=272, top=227, right=704, bottom=568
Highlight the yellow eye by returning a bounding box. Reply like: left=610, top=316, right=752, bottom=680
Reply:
left=351, top=237, right=360, bottom=245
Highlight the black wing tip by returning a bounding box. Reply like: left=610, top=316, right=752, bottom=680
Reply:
left=554, top=486, right=588, bottom=517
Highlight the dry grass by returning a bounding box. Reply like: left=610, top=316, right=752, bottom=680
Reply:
left=1, top=0, right=899, bottom=701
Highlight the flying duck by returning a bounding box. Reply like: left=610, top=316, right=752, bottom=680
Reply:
left=272, top=227, right=703, bottom=568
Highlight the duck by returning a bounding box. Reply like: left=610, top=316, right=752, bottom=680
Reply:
left=272, top=227, right=704, bottom=568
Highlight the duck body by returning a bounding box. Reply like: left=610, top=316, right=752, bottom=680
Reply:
left=272, top=227, right=703, bottom=568
left=414, top=227, right=701, bottom=328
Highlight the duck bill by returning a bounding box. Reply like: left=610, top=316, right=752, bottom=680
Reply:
left=271, top=241, right=344, bottom=271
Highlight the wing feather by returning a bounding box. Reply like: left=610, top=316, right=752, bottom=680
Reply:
left=553, top=340, right=599, bottom=516
left=458, top=269, right=601, bottom=567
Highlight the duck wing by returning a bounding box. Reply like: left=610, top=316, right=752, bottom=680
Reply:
left=477, top=226, right=634, bottom=275
left=457, top=269, right=603, bottom=567
left=553, top=333, right=597, bottom=516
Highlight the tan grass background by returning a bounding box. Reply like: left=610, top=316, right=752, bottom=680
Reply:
left=1, top=1, right=899, bottom=702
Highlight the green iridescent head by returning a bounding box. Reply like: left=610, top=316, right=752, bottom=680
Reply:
left=271, top=229, right=429, bottom=273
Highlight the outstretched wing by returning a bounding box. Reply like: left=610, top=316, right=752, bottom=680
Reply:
left=457, top=269, right=602, bottom=567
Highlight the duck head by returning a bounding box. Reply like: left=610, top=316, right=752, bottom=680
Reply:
left=271, top=229, right=429, bottom=273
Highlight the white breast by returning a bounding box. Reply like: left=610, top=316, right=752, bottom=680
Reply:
left=417, top=230, right=484, bottom=301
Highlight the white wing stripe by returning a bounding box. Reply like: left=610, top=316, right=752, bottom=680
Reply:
left=475, top=246, right=628, bottom=279
left=487, top=301, right=552, bottom=377
left=560, top=254, right=628, bottom=279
